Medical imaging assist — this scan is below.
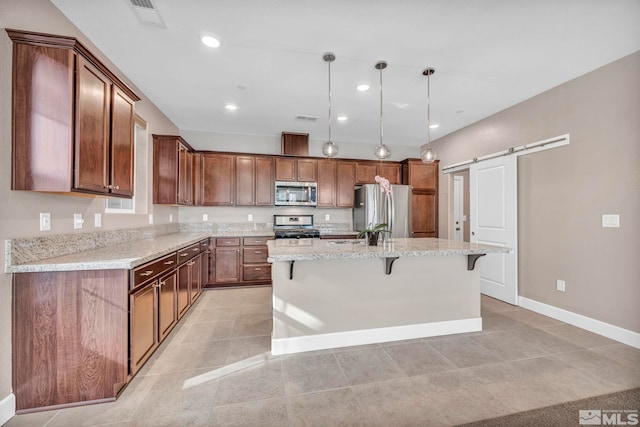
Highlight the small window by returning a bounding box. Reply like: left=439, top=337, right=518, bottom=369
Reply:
left=105, top=118, right=148, bottom=214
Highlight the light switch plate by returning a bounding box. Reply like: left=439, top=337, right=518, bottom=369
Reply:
left=556, top=279, right=566, bottom=292
left=169, top=214, right=173, bottom=223
left=39, top=213, right=51, bottom=231
left=602, top=214, right=620, bottom=228
left=148, top=214, right=154, bottom=224
left=202, top=213, right=208, bottom=221
left=325, top=214, right=330, bottom=221
left=248, top=214, right=253, bottom=221
left=94, top=213, right=102, bottom=228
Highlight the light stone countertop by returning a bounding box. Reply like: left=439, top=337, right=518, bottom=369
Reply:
left=267, top=237, right=510, bottom=262
left=8, top=231, right=274, bottom=273
left=7, top=233, right=211, bottom=273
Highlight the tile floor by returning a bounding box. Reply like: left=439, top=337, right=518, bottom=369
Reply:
left=6, top=287, right=640, bottom=426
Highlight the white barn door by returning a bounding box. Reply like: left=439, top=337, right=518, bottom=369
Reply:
left=470, top=155, right=518, bottom=305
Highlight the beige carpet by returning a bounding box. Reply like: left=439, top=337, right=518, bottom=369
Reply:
left=458, top=388, right=640, bottom=427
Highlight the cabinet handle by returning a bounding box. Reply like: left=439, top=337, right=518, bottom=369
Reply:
left=192, top=248, right=199, bottom=252
left=254, top=251, right=263, bottom=254
left=115, top=185, right=120, bottom=190
left=180, top=253, right=189, bottom=257
left=164, top=260, right=175, bottom=265
left=188, top=261, right=195, bottom=266
left=140, top=270, right=153, bottom=276
left=254, top=267, right=262, bottom=271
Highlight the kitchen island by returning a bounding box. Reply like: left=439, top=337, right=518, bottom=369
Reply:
left=267, top=238, right=510, bottom=355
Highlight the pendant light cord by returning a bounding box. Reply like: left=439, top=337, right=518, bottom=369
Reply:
left=379, top=64, right=383, bottom=148
left=427, top=72, right=431, bottom=148
left=328, top=59, right=332, bottom=143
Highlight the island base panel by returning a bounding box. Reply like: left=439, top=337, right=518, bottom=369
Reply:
left=271, top=255, right=481, bottom=354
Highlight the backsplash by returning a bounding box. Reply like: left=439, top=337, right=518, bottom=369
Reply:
left=6, top=223, right=180, bottom=266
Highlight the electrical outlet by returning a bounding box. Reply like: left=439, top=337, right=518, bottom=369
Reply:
left=169, top=214, right=173, bottom=223
left=602, top=214, right=620, bottom=228
left=556, top=279, right=566, bottom=292
left=94, top=213, right=102, bottom=228
left=202, top=213, right=208, bottom=221
left=148, top=214, right=154, bottom=224
left=73, top=213, right=84, bottom=229
left=325, top=214, right=330, bottom=221
left=248, top=214, right=253, bottom=221
left=39, top=213, right=51, bottom=231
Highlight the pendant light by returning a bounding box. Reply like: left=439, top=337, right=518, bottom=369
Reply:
left=374, top=61, right=391, bottom=160
left=321, top=52, right=338, bottom=157
left=420, top=67, right=437, bottom=163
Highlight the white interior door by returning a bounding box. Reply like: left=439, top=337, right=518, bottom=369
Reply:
left=470, top=155, right=518, bottom=305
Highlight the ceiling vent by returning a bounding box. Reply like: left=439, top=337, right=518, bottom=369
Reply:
left=295, top=115, right=318, bottom=122
left=129, top=0, right=166, bottom=27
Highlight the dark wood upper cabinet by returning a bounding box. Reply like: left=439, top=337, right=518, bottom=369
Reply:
left=275, top=157, right=317, bottom=182
left=336, top=161, right=356, bottom=207
left=355, top=161, right=401, bottom=184
left=379, top=163, right=401, bottom=185
left=255, top=156, right=275, bottom=205
left=200, top=153, right=235, bottom=206
left=281, top=132, right=309, bottom=156
left=317, top=159, right=336, bottom=207
left=235, top=155, right=275, bottom=206
left=402, top=159, right=439, bottom=237
left=8, top=29, right=139, bottom=198
left=152, top=135, right=194, bottom=205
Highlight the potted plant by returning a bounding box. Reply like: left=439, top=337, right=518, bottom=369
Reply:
left=358, top=223, right=389, bottom=246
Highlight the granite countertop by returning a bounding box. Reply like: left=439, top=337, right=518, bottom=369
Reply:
left=7, top=233, right=212, bottom=273
left=267, top=237, right=510, bottom=262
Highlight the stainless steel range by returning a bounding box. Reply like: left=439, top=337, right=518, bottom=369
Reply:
left=273, top=215, right=320, bottom=239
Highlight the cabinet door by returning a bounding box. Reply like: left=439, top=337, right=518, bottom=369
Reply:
left=178, top=146, right=193, bottom=205
left=411, top=191, right=438, bottom=237
left=201, top=153, right=235, bottom=205
left=177, top=262, right=190, bottom=319
left=317, top=159, right=336, bottom=207
left=189, top=255, right=201, bottom=304
left=255, top=156, right=274, bottom=205
left=215, top=247, right=241, bottom=283
left=109, top=87, right=135, bottom=197
left=336, top=161, right=356, bottom=207
left=379, top=163, right=401, bottom=185
left=158, top=272, right=177, bottom=341
left=355, top=162, right=378, bottom=184
left=297, top=158, right=317, bottom=182
left=130, top=282, right=156, bottom=374
left=275, top=157, right=296, bottom=181
left=407, top=161, right=438, bottom=191
left=235, top=155, right=256, bottom=206
left=75, top=56, right=111, bottom=194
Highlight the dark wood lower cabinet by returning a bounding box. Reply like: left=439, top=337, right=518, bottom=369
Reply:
left=13, top=270, right=129, bottom=412
left=206, top=236, right=272, bottom=287
left=11, top=238, right=210, bottom=412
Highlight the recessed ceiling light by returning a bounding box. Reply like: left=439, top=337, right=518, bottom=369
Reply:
left=356, top=84, right=370, bottom=92
left=337, top=116, right=348, bottom=121
left=429, top=123, right=439, bottom=129
left=201, top=34, right=221, bottom=48
left=225, top=103, right=238, bottom=111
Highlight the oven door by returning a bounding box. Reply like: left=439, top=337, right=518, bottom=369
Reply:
left=274, top=182, right=317, bottom=206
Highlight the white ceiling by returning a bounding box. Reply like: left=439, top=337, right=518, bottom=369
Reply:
left=52, top=0, right=640, bottom=148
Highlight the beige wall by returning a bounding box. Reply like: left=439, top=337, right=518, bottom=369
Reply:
left=432, top=51, right=640, bottom=332
left=0, top=0, right=180, bottom=401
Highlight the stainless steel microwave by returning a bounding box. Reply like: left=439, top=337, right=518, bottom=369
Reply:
left=274, top=181, right=317, bottom=206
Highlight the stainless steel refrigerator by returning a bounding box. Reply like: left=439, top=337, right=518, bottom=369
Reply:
left=353, top=184, right=412, bottom=239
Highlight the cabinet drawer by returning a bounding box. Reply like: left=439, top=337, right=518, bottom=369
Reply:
left=242, top=264, right=272, bottom=281
left=178, top=243, right=200, bottom=262
left=243, top=236, right=272, bottom=246
left=132, top=253, right=177, bottom=288
left=216, top=238, right=240, bottom=247
left=243, top=247, right=268, bottom=263
left=200, top=239, right=209, bottom=252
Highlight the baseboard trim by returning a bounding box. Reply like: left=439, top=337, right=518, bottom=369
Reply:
left=519, top=296, right=640, bottom=349
left=0, top=393, right=15, bottom=426
left=272, top=317, right=482, bottom=355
